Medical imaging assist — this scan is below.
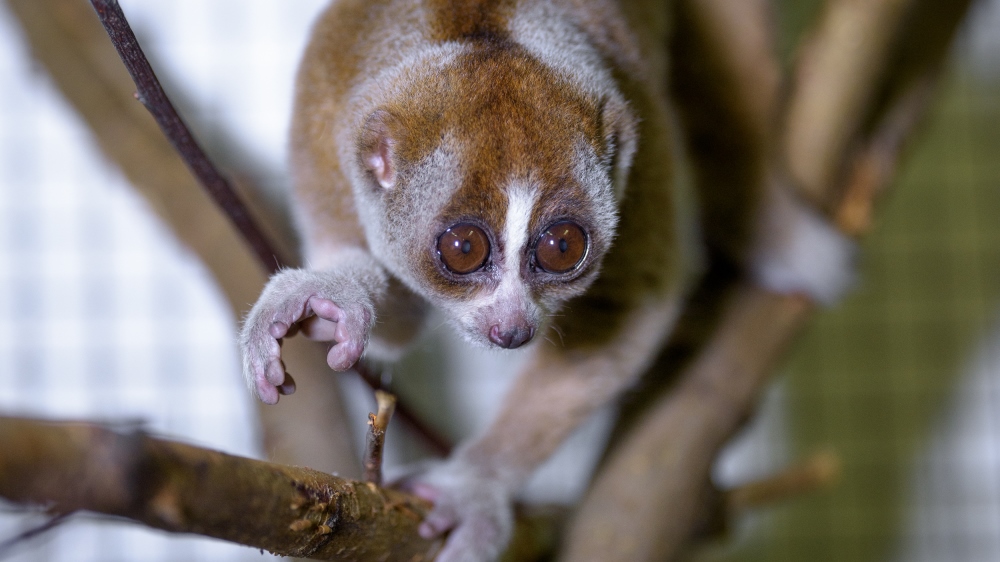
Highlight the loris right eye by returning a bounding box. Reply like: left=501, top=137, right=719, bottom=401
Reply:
left=437, top=224, right=490, bottom=274
left=535, top=221, right=588, bottom=274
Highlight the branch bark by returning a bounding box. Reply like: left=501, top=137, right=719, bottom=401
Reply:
left=0, top=417, right=439, bottom=561
left=783, top=0, right=974, bottom=211
left=563, top=289, right=813, bottom=561
left=363, top=391, right=397, bottom=486
left=783, top=0, right=916, bottom=209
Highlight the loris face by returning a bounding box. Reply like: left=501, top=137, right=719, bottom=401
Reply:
left=351, top=43, right=636, bottom=349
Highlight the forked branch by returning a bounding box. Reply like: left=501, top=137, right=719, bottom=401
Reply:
left=561, top=1, right=974, bottom=560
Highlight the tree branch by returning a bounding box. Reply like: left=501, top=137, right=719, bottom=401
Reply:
left=0, top=417, right=440, bottom=561
left=363, top=391, right=397, bottom=486
left=88, top=0, right=290, bottom=273
left=353, top=363, right=453, bottom=457
left=782, top=0, right=973, bottom=211
left=782, top=0, right=915, bottom=209
left=563, top=289, right=814, bottom=561
left=724, top=450, right=841, bottom=516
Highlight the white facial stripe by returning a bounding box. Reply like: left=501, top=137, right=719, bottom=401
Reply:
left=503, top=186, right=538, bottom=275
left=436, top=186, right=536, bottom=320
left=447, top=186, right=537, bottom=336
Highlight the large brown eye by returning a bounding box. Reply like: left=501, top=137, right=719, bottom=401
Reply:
left=437, top=224, right=490, bottom=274
left=535, top=221, right=587, bottom=274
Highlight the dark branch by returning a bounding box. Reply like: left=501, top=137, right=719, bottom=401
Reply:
left=88, top=0, right=289, bottom=274
left=0, top=513, right=72, bottom=557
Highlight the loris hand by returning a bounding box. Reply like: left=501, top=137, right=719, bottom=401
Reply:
left=397, top=458, right=515, bottom=562
left=239, top=266, right=380, bottom=403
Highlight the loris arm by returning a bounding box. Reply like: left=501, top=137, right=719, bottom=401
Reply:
left=239, top=249, right=388, bottom=404
left=407, top=296, right=682, bottom=562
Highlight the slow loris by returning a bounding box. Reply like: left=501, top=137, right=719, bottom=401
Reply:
left=240, top=1, right=852, bottom=559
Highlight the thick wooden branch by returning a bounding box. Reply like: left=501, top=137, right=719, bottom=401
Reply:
left=673, top=0, right=781, bottom=141
left=0, top=417, right=440, bottom=561
left=562, top=290, right=813, bottom=561
left=783, top=0, right=915, bottom=208
left=667, top=0, right=781, bottom=264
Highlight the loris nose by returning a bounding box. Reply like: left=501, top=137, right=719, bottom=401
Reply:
left=489, top=325, right=535, bottom=349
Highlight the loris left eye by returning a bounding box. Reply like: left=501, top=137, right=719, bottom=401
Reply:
left=534, top=221, right=588, bottom=274
left=437, top=224, right=490, bottom=274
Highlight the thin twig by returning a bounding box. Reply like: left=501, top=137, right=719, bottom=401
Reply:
left=696, top=450, right=842, bottom=540
left=353, top=363, right=453, bottom=457
left=834, top=74, right=939, bottom=235
left=724, top=450, right=841, bottom=515
left=363, top=390, right=397, bottom=485
left=88, top=0, right=289, bottom=274
left=0, top=512, right=72, bottom=558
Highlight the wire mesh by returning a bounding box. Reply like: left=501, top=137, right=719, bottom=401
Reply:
left=0, top=1, right=997, bottom=561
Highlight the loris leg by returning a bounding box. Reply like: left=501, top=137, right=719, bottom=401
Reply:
left=403, top=297, right=682, bottom=562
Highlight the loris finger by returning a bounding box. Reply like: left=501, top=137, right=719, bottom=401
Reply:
left=300, top=315, right=339, bottom=341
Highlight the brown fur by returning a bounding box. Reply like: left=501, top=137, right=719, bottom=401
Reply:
left=427, top=0, right=518, bottom=41
left=291, top=0, right=679, bottom=313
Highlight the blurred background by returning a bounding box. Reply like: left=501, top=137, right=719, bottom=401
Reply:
left=0, top=0, right=997, bottom=561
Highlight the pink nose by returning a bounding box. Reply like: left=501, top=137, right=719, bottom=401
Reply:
left=488, top=325, right=534, bottom=349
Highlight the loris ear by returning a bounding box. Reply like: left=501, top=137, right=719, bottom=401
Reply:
left=600, top=98, right=638, bottom=200
left=359, top=109, right=397, bottom=189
